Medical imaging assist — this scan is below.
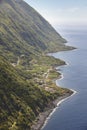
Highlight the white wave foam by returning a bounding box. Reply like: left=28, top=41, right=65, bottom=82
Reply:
left=41, top=89, right=77, bottom=130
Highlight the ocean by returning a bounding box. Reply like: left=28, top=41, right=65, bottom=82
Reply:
left=42, top=27, right=87, bottom=130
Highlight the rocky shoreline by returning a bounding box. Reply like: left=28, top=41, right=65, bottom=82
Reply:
left=31, top=50, right=77, bottom=130
left=31, top=90, right=75, bottom=130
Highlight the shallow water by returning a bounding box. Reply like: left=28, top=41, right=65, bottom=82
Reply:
left=43, top=28, right=87, bottom=130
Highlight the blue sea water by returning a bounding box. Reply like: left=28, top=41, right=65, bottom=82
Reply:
left=42, top=28, right=87, bottom=130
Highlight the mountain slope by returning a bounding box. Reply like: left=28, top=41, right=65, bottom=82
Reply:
left=0, top=55, right=55, bottom=129
left=0, top=0, right=73, bottom=62
left=0, top=55, right=72, bottom=130
left=0, top=0, right=74, bottom=129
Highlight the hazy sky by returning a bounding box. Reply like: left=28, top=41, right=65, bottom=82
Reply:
left=24, top=0, right=87, bottom=27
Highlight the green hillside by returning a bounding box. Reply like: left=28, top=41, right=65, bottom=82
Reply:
left=0, top=56, right=72, bottom=130
left=0, top=55, right=51, bottom=129
left=0, top=0, right=73, bottom=62
left=0, top=0, right=74, bottom=129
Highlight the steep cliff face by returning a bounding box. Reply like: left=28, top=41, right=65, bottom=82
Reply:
left=0, top=0, right=68, bottom=62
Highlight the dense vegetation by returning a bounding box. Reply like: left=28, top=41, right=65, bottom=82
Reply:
left=0, top=55, right=72, bottom=130
left=0, top=56, right=52, bottom=129
left=0, top=0, right=74, bottom=129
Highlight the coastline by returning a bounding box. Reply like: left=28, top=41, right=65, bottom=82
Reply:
left=31, top=89, right=76, bottom=130
left=31, top=61, right=76, bottom=130
left=41, top=90, right=76, bottom=130
left=31, top=48, right=77, bottom=130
